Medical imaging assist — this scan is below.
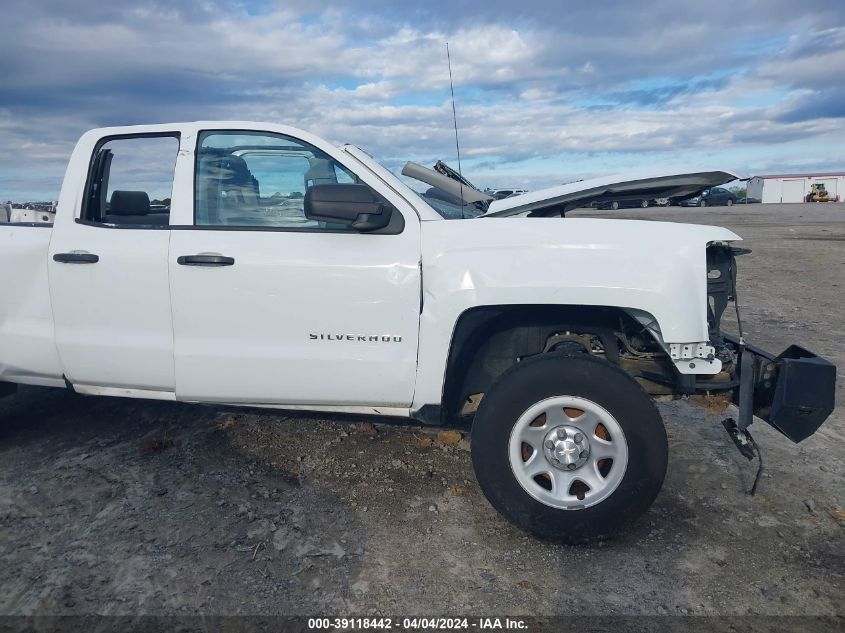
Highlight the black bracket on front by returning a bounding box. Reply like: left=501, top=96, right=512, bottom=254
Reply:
left=736, top=344, right=755, bottom=432
left=722, top=344, right=764, bottom=493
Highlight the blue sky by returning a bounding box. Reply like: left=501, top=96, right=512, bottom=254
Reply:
left=1, top=0, right=844, bottom=200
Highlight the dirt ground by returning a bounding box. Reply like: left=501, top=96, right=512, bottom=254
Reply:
left=0, top=202, right=843, bottom=617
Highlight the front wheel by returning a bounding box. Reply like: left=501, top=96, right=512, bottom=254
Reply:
left=699, top=199, right=706, bottom=207
left=471, top=353, right=668, bottom=542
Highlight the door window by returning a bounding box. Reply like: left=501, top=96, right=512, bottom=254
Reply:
left=195, top=131, right=358, bottom=230
left=82, top=135, right=179, bottom=227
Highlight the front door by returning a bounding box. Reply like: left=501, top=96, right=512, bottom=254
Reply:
left=168, top=129, right=421, bottom=406
left=48, top=133, right=179, bottom=392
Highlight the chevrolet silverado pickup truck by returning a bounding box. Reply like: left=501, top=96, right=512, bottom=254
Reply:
left=0, top=122, right=836, bottom=542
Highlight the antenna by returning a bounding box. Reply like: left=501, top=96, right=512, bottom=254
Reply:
left=446, top=42, right=465, bottom=207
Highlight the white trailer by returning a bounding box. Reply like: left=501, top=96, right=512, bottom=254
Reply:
left=747, top=173, right=845, bottom=203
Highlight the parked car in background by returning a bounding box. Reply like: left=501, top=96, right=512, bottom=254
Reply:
left=591, top=198, right=651, bottom=210
left=679, top=187, right=737, bottom=207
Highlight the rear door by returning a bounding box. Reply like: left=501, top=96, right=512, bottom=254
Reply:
left=168, top=128, right=421, bottom=406
left=47, top=133, right=179, bottom=393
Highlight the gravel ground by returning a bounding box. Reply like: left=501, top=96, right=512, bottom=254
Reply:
left=0, top=202, right=842, bottom=617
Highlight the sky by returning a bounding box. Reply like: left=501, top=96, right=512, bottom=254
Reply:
left=1, top=0, right=844, bottom=201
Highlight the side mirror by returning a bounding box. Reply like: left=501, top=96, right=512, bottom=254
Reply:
left=304, top=184, right=394, bottom=232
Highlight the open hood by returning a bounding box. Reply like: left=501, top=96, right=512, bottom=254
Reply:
left=401, top=161, right=493, bottom=205
left=483, top=169, right=741, bottom=217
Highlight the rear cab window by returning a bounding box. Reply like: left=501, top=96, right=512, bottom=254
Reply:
left=81, top=135, right=179, bottom=228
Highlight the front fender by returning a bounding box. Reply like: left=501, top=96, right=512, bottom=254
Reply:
left=413, top=217, right=740, bottom=408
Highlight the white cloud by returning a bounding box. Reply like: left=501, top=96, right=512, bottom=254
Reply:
left=0, top=0, right=843, bottom=199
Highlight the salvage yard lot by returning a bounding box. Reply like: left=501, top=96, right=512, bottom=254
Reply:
left=0, top=202, right=843, bottom=616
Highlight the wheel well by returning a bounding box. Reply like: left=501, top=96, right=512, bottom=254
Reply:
left=440, top=304, right=672, bottom=424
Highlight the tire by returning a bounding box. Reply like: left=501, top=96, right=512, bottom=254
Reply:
left=610, top=201, right=619, bottom=210
left=726, top=199, right=733, bottom=207
left=699, top=199, right=706, bottom=207
left=471, top=353, right=668, bottom=543
left=640, top=199, right=649, bottom=208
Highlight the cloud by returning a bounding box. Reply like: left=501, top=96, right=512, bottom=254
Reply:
left=777, top=87, right=845, bottom=123
left=0, top=0, right=844, bottom=199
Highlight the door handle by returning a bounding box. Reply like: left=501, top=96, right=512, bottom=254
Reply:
left=177, top=254, right=235, bottom=267
left=53, top=252, right=99, bottom=264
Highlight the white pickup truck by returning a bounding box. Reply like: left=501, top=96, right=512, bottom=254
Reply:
left=0, top=122, right=836, bottom=542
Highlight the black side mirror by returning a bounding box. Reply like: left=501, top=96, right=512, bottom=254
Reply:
left=304, top=184, right=393, bottom=232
